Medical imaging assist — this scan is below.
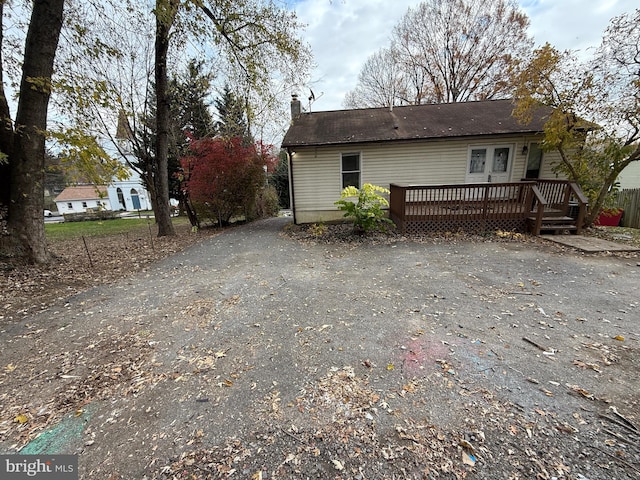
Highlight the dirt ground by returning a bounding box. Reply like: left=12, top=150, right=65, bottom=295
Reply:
left=1, top=218, right=639, bottom=479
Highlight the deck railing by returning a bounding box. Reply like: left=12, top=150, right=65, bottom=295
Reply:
left=389, top=180, right=587, bottom=235
left=526, top=179, right=588, bottom=235
left=389, top=182, right=536, bottom=234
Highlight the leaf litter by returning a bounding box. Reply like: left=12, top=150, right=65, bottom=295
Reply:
left=1, top=221, right=639, bottom=479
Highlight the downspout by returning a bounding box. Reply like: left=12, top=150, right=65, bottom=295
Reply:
left=287, top=147, right=297, bottom=224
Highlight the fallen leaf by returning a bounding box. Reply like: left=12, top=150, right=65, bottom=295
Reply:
left=402, top=383, right=416, bottom=393
left=613, top=335, right=624, bottom=341
left=573, top=359, right=601, bottom=372
left=331, top=459, right=344, bottom=471
left=14, top=414, right=28, bottom=424
left=567, top=384, right=594, bottom=400
left=459, top=439, right=475, bottom=452
left=4, top=363, right=17, bottom=373
left=386, top=363, right=394, bottom=371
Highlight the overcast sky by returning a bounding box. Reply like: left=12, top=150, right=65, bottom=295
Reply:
left=285, top=0, right=638, bottom=112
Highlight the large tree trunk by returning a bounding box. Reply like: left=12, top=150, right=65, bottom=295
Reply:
left=153, top=0, right=177, bottom=237
left=1, top=0, right=64, bottom=264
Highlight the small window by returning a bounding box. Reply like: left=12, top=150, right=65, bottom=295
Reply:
left=67, top=202, right=72, bottom=209
left=492, top=148, right=509, bottom=173
left=469, top=149, right=486, bottom=174
left=341, top=153, right=360, bottom=189
left=82, top=201, right=88, bottom=208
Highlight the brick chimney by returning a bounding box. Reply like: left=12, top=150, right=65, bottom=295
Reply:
left=290, top=93, right=301, bottom=122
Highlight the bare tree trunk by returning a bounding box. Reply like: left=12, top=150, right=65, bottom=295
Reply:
left=1, top=0, right=64, bottom=264
left=179, top=192, right=200, bottom=228
left=153, top=0, right=177, bottom=237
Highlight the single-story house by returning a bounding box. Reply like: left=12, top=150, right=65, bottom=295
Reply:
left=54, top=185, right=112, bottom=214
left=281, top=97, right=563, bottom=224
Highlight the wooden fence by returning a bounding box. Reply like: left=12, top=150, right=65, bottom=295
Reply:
left=613, top=188, right=640, bottom=228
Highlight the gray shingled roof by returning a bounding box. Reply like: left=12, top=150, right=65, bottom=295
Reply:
left=282, top=99, right=550, bottom=148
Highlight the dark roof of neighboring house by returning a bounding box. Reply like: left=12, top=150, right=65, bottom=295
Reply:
left=281, top=99, right=552, bottom=148
left=55, top=185, right=108, bottom=202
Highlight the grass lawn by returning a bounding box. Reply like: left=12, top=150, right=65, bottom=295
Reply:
left=45, top=216, right=192, bottom=241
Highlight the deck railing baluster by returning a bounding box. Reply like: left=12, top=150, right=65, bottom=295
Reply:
left=388, top=180, right=583, bottom=235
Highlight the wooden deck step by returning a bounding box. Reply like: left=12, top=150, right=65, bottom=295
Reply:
left=540, top=224, right=577, bottom=231
left=527, top=216, right=578, bottom=235
left=527, top=216, right=575, bottom=223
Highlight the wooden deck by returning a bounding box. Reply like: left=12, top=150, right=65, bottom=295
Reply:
left=389, top=180, right=588, bottom=235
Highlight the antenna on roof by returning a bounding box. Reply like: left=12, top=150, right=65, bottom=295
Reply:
left=308, top=89, right=323, bottom=113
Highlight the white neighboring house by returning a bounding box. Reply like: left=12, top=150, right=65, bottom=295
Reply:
left=107, top=118, right=154, bottom=211
left=616, top=161, right=640, bottom=190
left=53, top=163, right=152, bottom=214
left=106, top=158, right=153, bottom=212
left=53, top=114, right=154, bottom=213
left=54, top=185, right=112, bottom=214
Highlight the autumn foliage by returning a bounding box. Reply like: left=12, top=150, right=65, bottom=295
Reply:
left=180, top=137, right=278, bottom=225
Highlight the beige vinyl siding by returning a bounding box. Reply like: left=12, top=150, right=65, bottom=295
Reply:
left=291, top=134, right=546, bottom=223
left=617, top=161, right=640, bottom=190
left=538, top=149, right=563, bottom=179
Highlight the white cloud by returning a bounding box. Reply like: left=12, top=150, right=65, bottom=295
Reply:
left=290, top=0, right=419, bottom=111
left=288, top=0, right=638, bottom=111
left=522, top=0, right=635, bottom=55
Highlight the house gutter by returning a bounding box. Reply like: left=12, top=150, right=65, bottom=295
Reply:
left=286, top=147, right=297, bottom=224
left=283, top=131, right=546, bottom=150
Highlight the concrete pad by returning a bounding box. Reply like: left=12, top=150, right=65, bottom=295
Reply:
left=540, top=234, right=640, bottom=252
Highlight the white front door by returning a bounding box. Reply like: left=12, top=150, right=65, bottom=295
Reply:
left=466, top=145, right=513, bottom=183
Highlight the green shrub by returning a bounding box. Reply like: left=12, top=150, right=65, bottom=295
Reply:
left=334, top=183, right=393, bottom=234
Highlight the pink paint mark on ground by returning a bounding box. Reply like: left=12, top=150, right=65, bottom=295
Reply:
left=399, top=337, right=451, bottom=375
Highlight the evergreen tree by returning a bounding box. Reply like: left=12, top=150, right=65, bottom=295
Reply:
left=130, top=59, right=215, bottom=227
left=170, top=60, right=215, bottom=141
left=214, top=85, right=252, bottom=144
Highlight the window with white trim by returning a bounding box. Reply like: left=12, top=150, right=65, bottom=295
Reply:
left=341, top=153, right=360, bottom=189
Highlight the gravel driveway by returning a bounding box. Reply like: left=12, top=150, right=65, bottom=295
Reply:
left=1, top=217, right=638, bottom=479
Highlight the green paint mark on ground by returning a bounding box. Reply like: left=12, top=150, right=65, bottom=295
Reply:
left=20, top=404, right=95, bottom=455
